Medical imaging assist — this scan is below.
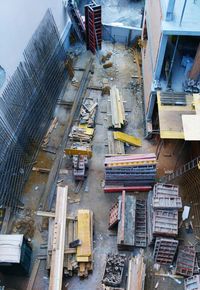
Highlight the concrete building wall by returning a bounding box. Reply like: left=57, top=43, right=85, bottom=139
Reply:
left=146, top=0, right=163, bottom=71
left=142, top=42, right=153, bottom=114
left=0, top=0, right=69, bottom=77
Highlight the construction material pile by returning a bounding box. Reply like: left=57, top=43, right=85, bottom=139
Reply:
left=79, top=99, right=98, bottom=128
left=69, top=125, right=94, bottom=142
left=104, top=153, right=157, bottom=189
left=107, top=86, right=126, bottom=129
left=148, top=183, right=182, bottom=245
left=109, top=191, right=147, bottom=250
left=102, top=254, right=126, bottom=287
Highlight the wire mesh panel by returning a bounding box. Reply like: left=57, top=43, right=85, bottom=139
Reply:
left=0, top=9, right=67, bottom=210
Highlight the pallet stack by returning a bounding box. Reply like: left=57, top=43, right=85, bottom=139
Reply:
left=104, top=153, right=157, bottom=190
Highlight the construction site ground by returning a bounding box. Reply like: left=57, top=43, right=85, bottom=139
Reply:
left=2, top=42, right=196, bottom=290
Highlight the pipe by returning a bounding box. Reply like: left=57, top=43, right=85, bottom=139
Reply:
left=179, top=0, right=187, bottom=26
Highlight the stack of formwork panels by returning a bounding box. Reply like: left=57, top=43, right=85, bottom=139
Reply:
left=176, top=246, right=196, bottom=277
left=152, top=183, right=182, bottom=239
left=111, top=191, right=147, bottom=250
left=104, top=153, right=157, bottom=190
left=153, top=238, right=179, bottom=265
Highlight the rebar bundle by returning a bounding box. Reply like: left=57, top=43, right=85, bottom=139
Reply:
left=0, top=9, right=66, bottom=210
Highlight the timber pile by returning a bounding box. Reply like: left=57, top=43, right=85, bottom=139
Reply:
left=107, top=86, right=126, bottom=129
left=107, top=131, right=125, bottom=155
left=69, top=125, right=94, bottom=142
left=104, top=153, right=157, bottom=189
left=77, top=209, right=93, bottom=277
left=80, top=99, right=98, bottom=128
left=127, top=251, right=146, bottom=290
left=46, top=189, right=93, bottom=282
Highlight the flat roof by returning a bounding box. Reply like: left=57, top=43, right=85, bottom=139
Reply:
left=161, top=0, right=200, bottom=35
left=0, top=234, right=23, bottom=264
left=157, top=91, right=196, bottom=139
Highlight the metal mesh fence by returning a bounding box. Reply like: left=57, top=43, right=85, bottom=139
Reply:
left=0, top=9, right=67, bottom=209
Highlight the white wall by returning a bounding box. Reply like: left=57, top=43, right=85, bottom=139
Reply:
left=0, top=0, right=69, bottom=77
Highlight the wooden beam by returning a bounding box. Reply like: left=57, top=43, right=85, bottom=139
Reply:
left=26, top=259, right=40, bottom=290
left=49, top=186, right=68, bottom=290
left=35, top=211, right=75, bottom=220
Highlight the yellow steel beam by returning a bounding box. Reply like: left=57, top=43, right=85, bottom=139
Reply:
left=64, top=148, right=92, bottom=158
left=113, top=131, right=142, bottom=147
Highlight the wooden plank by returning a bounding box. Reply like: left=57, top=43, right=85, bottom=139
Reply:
left=36, top=211, right=75, bottom=220
left=49, top=186, right=68, bottom=290
left=26, top=259, right=40, bottom=290
left=77, top=210, right=92, bottom=260
left=1, top=207, right=11, bottom=234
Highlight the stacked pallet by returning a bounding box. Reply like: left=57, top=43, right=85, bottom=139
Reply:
left=104, top=153, right=157, bottom=190
left=148, top=183, right=182, bottom=244
left=107, top=86, right=125, bottom=129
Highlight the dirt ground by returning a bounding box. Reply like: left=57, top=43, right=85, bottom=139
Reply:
left=0, top=42, right=189, bottom=290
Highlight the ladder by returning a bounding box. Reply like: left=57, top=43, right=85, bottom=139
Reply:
left=160, top=156, right=200, bottom=183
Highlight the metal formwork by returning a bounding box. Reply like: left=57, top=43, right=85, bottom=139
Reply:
left=85, top=1, right=102, bottom=54
left=135, top=199, right=147, bottom=248
left=153, top=238, right=178, bottom=265
left=152, top=209, right=178, bottom=237
left=176, top=246, right=196, bottom=277
left=153, top=183, right=182, bottom=209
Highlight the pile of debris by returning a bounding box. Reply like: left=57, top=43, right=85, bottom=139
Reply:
left=104, top=153, right=157, bottom=190
left=102, top=253, right=126, bottom=288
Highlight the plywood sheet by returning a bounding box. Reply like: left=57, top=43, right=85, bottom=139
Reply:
left=182, top=115, right=200, bottom=141
left=77, top=210, right=91, bottom=260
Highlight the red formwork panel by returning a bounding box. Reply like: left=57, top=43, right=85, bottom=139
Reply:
left=85, top=1, right=102, bottom=54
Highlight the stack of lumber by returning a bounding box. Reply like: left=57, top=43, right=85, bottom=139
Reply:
left=77, top=209, right=93, bottom=277
left=104, top=153, right=157, bottom=189
left=69, top=125, right=94, bottom=142
left=80, top=99, right=98, bottom=128
left=107, top=86, right=125, bottom=129
left=107, top=131, right=125, bottom=155
left=127, top=251, right=146, bottom=290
